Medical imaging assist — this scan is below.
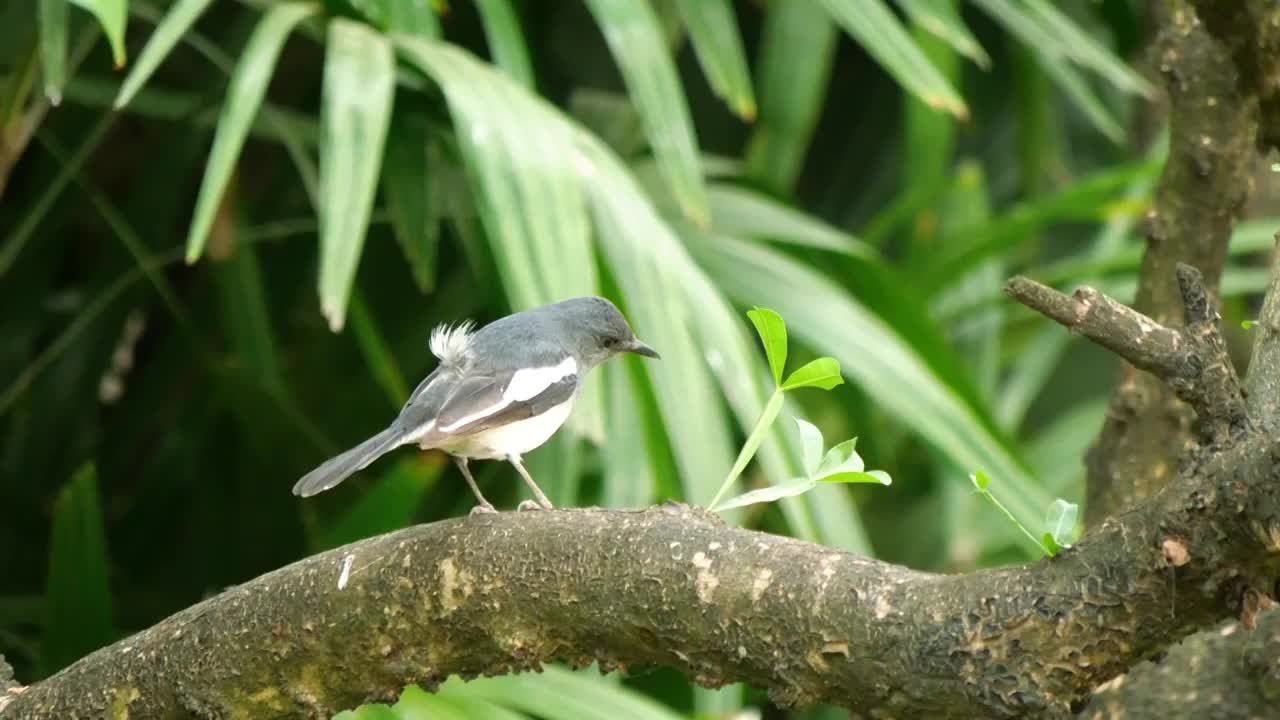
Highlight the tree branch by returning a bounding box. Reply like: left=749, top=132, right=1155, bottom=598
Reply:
left=1084, top=0, right=1264, bottom=523
left=3, top=429, right=1280, bottom=718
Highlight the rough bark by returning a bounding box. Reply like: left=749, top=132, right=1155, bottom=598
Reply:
left=1083, top=0, right=1272, bottom=524
left=1071, top=1, right=1280, bottom=715
left=4, top=269, right=1280, bottom=719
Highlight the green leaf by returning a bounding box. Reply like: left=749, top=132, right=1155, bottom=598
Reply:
left=673, top=0, right=756, bottom=119
left=1022, top=0, right=1152, bottom=97
left=69, top=0, right=126, bottom=67
left=184, top=2, right=316, bottom=264
left=584, top=0, right=708, bottom=222
left=39, top=0, right=68, bottom=104
left=746, top=306, right=787, bottom=385
left=318, top=18, right=396, bottom=331
left=440, top=665, right=686, bottom=720
left=1243, top=320, right=1258, bottom=330
left=382, top=112, right=441, bottom=293
left=352, top=0, right=441, bottom=37
left=1045, top=497, right=1079, bottom=549
left=894, top=0, right=989, bottom=68
left=707, top=182, right=875, bottom=257
left=820, top=470, right=891, bottom=485
left=42, top=463, right=113, bottom=674
left=745, top=0, right=837, bottom=193
left=817, top=0, right=967, bottom=118
left=816, top=437, right=862, bottom=476
left=688, top=234, right=1051, bottom=535
left=781, top=357, right=843, bottom=391
left=397, top=686, right=529, bottom=720
left=475, top=0, right=535, bottom=87
left=713, top=478, right=815, bottom=512
left=971, top=469, right=990, bottom=490
left=115, top=0, right=216, bottom=109
left=333, top=705, right=397, bottom=720
left=794, top=416, right=824, bottom=476
left=1040, top=532, right=1060, bottom=557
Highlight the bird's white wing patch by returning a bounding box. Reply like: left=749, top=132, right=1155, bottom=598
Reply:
left=429, top=321, right=476, bottom=367
left=505, top=356, right=577, bottom=401
left=437, top=357, right=577, bottom=432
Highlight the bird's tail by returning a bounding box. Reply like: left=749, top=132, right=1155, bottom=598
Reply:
left=292, top=427, right=405, bottom=497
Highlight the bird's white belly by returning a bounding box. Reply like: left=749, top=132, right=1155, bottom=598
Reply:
left=438, top=400, right=574, bottom=459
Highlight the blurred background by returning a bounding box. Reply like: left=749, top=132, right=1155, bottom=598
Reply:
left=2, top=0, right=1278, bottom=717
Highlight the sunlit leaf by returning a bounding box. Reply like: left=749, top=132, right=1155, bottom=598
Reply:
left=894, top=0, right=988, bottom=68
left=816, top=437, right=862, bottom=476
left=584, top=0, right=708, bottom=222
left=673, top=0, right=756, bottom=118
left=820, top=470, right=891, bottom=485
left=714, top=478, right=815, bottom=512
left=817, top=0, right=967, bottom=118
left=115, top=0, right=216, bottom=109
left=440, top=665, right=686, bottom=720
left=781, top=357, right=843, bottom=391
left=707, top=182, right=875, bottom=257
left=475, top=0, right=534, bottom=86
left=794, top=416, right=824, bottom=476
left=1045, top=497, right=1079, bottom=548
left=318, top=18, right=396, bottom=331
left=69, top=0, right=126, bottom=67
left=185, top=2, right=316, bottom=263
left=746, top=306, right=787, bottom=385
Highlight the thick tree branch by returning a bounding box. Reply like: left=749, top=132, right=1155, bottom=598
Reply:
left=1085, top=0, right=1264, bottom=523
left=3, top=434, right=1280, bottom=718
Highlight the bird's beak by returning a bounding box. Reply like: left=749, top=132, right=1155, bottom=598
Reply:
left=625, top=339, right=660, bottom=359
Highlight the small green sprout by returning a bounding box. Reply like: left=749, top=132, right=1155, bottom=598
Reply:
left=708, top=308, right=889, bottom=512
left=971, top=470, right=1079, bottom=557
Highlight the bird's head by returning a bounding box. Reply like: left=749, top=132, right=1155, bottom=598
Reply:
left=557, top=296, right=660, bottom=367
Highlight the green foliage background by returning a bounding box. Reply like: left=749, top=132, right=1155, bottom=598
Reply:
left=1, top=0, right=1274, bottom=716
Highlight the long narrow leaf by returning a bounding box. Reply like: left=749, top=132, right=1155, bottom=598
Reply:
left=318, top=18, right=395, bottom=331
left=584, top=0, right=708, bottom=222
left=745, top=0, right=836, bottom=193
left=42, top=464, right=113, bottom=674
left=115, top=0, right=215, bottom=109
left=441, top=665, right=686, bottom=720
left=39, top=0, right=68, bottom=103
left=382, top=112, right=441, bottom=292
left=894, top=0, right=988, bottom=68
left=184, top=2, right=316, bottom=263
left=69, top=0, right=126, bottom=66
left=673, top=0, right=756, bottom=119
left=817, top=0, right=967, bottom=118
left=475, top=0, right=535, bottom=87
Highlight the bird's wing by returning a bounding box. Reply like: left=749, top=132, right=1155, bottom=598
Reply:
left=428, top=355, right=579, bottom=437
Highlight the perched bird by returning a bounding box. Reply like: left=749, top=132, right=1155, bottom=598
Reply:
left=292, top=296, right=659, bottom=512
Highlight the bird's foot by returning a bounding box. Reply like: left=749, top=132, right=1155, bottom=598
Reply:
left=469, top=503, right=498, bottom=516
left=516, top=499, right=551, bottom=512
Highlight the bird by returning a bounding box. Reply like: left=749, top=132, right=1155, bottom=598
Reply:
left=292, top=296, right=660, bottom=512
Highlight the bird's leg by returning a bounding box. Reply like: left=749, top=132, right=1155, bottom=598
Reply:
left=455, top=457, right=496, bottom=515
left=508, top=455, right=554, bottom=510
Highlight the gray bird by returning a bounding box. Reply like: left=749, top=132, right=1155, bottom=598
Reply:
left=292, top=296, right=659, bottom=512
